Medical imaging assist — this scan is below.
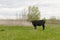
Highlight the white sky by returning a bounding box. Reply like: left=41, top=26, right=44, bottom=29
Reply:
left=0, top=0, right=60, bottom=19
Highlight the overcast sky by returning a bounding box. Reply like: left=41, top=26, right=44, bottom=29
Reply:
left=0, top=0, right=60, bottom=19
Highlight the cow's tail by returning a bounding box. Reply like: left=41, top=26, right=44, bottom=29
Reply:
left=42, top=20, right=45, bottom=24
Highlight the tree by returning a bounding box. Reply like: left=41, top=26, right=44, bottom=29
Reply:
left=27, top=6, right=40, bottom=21
left=49, top=16, right=56, bottom=24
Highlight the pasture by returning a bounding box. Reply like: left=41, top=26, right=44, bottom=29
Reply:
left=0, top=25, right=60, bottom=40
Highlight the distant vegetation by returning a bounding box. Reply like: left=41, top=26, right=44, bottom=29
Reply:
left=46, top=16, right=60, bottom=25
left=27, top=6, right=40, bottom=21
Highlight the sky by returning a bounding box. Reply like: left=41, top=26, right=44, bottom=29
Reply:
left=0, top=0, right=60, bottom=19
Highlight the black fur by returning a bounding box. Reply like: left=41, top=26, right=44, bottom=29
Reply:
left=31, top=20, right=45, bottom=30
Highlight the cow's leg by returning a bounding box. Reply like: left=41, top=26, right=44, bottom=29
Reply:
left=34, top=26, right=37, bottom=30
left=33, top=25, right=37, bottom=30
left=42, top=24, right=45, bottom=30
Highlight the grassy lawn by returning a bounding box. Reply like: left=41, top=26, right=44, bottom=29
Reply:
left=0, top=25, right=60, bottom=40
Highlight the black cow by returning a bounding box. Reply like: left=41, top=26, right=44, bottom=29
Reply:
left=31, top=20, right=45, bottom=30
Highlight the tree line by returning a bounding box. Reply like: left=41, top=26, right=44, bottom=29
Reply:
left=17, top=5, right=60, bottom=24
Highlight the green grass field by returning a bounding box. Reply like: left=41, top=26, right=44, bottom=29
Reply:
left=0, top=25, right=60, bottom=40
